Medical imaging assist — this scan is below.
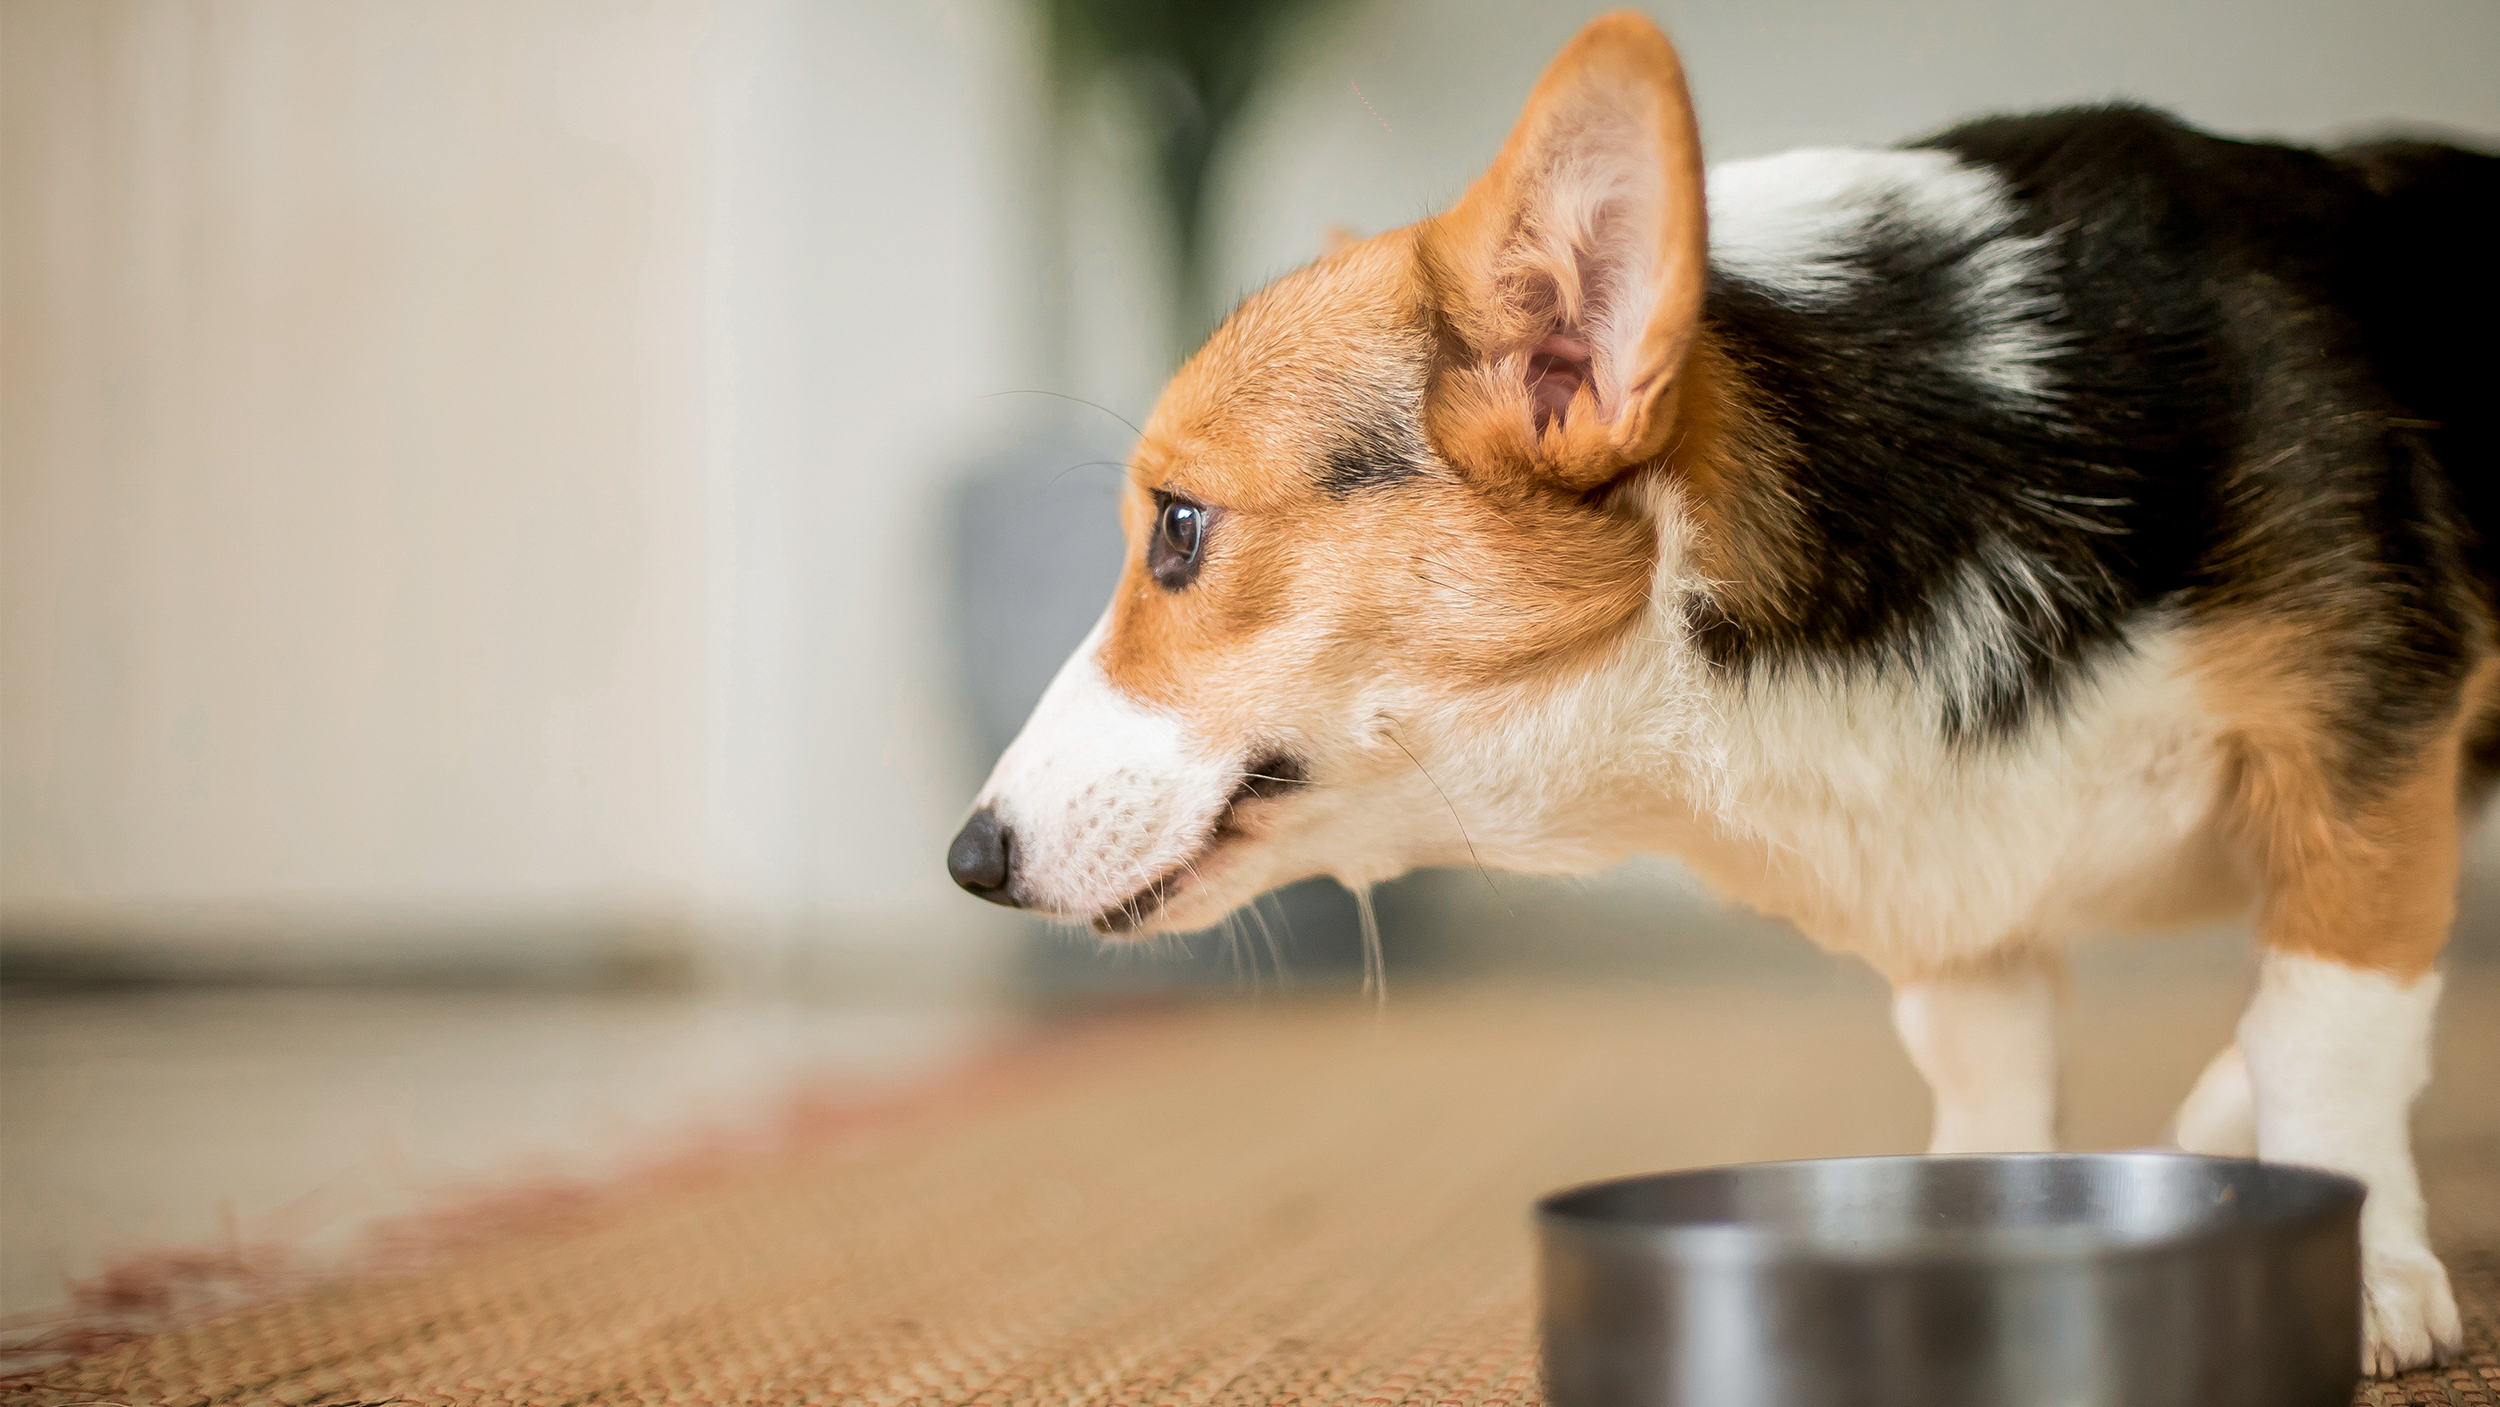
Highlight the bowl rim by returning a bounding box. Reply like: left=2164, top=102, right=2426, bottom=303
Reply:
left=1536, top=1151, right=2366, bottom=1266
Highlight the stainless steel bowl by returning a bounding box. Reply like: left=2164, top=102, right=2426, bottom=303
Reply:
left=1538, top=1152, right=2362, bottom=1407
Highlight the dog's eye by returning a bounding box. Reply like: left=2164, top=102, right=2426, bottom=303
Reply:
left=1161, top=500, right=1203, bottom=560
left=1149, top=493, right=1211, bottom=589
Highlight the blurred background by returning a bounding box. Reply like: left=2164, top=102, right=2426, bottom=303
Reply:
left=5, top=0, right=2497, bottom=1336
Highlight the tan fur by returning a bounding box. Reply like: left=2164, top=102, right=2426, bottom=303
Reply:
left=1416, top=12, right=1709, bottom=488
left=1654, top=334, right=1818, bottom=637
left=1097, top=256, right=1663, bottom=720
left=2191, top=618, right=2497, bottom=976
left=1094, top=20, right=1717, bottom=735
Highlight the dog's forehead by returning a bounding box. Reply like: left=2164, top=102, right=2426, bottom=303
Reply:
left=1137, top=238, right=1434, bottom=507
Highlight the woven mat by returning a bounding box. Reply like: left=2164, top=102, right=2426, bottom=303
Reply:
left=6, top=979, right=2496, bottom=1407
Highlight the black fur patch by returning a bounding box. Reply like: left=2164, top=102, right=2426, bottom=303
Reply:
left=1314, top=399, right=1434, bottom=497
left=1694, top=105, right=2492, bottom=786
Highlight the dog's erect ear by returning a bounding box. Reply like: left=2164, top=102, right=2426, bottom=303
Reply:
left=1418, top=13, right=1708, bottom=490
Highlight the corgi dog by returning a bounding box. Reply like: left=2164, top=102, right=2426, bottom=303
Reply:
left=947, top=12, right=2492, bottom=1375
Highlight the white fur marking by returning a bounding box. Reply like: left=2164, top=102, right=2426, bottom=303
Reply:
left=2169, top=1042, right=2258, bottom=1157
left=1707, top=147, right=2067, bottom=404
left=1892, top=959, right=2060, bottom=1154
left=1702, top=616, right=2232, bottom=974
left=973, top=613, right=1236, bottom=920
left=2240, top=952, right=2459, bottom=1375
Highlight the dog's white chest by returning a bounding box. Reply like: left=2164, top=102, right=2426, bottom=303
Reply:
left=1677, top=627, right=2242, bottom=970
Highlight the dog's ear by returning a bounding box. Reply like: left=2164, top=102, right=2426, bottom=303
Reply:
left=1418, top=13, right=1707, bottom=490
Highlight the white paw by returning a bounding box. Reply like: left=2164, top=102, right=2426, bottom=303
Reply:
left=2169, top=1044, right=2256, bottom=1157
left=2361, top=1246, right=2463, bottom=1377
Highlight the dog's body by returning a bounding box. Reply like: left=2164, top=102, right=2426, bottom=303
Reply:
left=949, top=15, right=2494, bottom=1375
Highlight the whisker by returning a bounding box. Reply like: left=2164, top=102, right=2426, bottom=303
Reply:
left=1168, top=850, right=1237, bottom=987
left=1410, top=567, right=1490, bottom=602
left=981, top=389, right=1144, bottom=438
left=1387, top=729, right=1502, bottom=905
left=1245, top=895, right=1287, bottom=990
left=1262, top=891, right=1301, bottom=988
left=1352, top=883, right=1386, bottom=1012
left=1218, top=912, right=1246, bottom=991
left=1415, top=553, right=1489, bottom=585
left=1412, top=559, right=1543, bottom=615
left=1045, top=458, right=1132, bottom=489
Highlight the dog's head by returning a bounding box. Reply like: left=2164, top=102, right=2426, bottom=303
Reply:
left=949, top=14, right=1724, bottom=933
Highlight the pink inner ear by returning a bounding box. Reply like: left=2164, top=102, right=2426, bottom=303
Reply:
left=1526, top=333, right=1594, bottom=433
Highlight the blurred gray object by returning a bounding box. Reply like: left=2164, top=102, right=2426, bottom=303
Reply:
left=948, top=410, right=1133, bottom=756
left=946, top=408, right=1381, bottom=992
left=1539, top=1152, right=2363, bottom=1407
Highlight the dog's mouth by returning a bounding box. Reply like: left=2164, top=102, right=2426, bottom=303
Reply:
left=1091, top=754, right=1307, bottom=935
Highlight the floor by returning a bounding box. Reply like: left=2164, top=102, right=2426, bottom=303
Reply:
left=0, top=988, right=996, bottom=1321
left=3, top=936, right=2493, bottom=1342
left=5, top=968, right=2495, bottom=1405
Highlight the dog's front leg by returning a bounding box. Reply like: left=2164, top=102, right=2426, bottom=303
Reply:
left=2242, top=952, right=2458, bottom=1374
left=1888, top=948, right=2060, bottom=1154
left=2229, top=717, right=2467, bottom=1376
left=2169, top=1041, right=2258, bottom=1156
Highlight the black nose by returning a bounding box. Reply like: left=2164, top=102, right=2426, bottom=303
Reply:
left=947, top=806, right=1021, bottom=906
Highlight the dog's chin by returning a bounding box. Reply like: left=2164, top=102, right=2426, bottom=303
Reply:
left=1079, top=780, right=1318, bottom=937
left=1087, top=838, right=1247, bottom=937
left=1087, top=814, right=1317, bottom=937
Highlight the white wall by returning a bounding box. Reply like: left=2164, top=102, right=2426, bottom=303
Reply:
left=1212, top=0, right=2500, bottom=309
left=693, top=0, right=1045, bottom=982
left=0, top=0, right=1038, bottom=987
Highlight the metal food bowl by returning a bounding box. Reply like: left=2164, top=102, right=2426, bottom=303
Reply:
left=1538, top=1152, right=2363, bottom=1407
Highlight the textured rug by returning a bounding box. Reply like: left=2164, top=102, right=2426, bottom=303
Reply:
left=4, top=978, right=2495, bottom=1406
